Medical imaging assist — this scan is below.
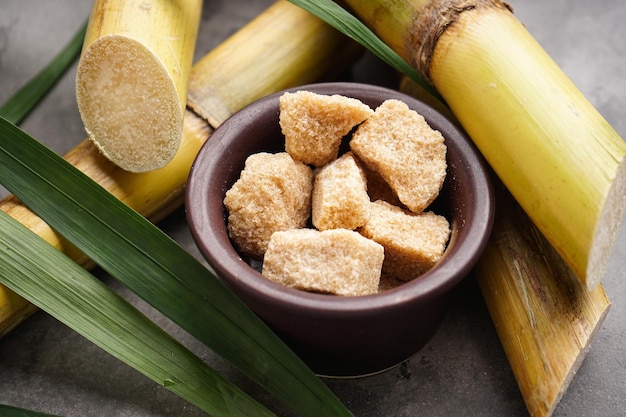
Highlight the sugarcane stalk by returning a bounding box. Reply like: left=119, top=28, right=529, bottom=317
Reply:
left=401, top=75, right=612, bottom=417
left=75, top=0, right=202, bottom=173
left=342, top=0, right=626, bottom=291
left=188, top=0, right=360, bottom=128
left=0, top=0, right=360, bottom=338
left=477, top=180, right=611, bottom=417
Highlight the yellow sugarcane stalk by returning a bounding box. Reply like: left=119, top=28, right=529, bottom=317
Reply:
left=0, top=0, right=361, bottom=338
left=343, top=0, right=626, bottom=291
left=75, top=0, right=202, bottom=173
left=187, top=1, right=359, bottom=128
left=477, top=180, right=611, bottom=417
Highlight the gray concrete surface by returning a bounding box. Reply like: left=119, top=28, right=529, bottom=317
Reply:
left=0, top=0, right=625, bottom=416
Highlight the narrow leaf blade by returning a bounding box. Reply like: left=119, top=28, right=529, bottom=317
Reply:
left=0, top=21, right=87, bottom=124
left=0, top=210, right=275, bottom=417
left=0, top=404, right=60, bottom=417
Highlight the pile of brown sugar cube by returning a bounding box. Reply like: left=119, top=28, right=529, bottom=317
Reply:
left=224, top=90, right=450, bottom=296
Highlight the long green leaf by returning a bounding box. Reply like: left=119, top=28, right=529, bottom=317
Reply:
left=0, top=21, right=87, bottom=125
left=287, top=0, right=444, bottom=102
left=0, top=210, right=275, bottom=417
left=0, top=116, right=352, bottom=417
left=0, top=405, right=61, bottom=417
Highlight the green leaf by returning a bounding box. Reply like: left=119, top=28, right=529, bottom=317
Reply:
left=0, top=211, right=274, bottom=417
left=0, top=117, right=352, bottom=417
left=0, top=21, right=87, bottom=125
left=0, top=404, right=61, bottom=417
left=287, top=0, right=444, bottom=103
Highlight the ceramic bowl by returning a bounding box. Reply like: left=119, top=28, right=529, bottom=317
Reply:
left=186, top=82, right=494, bottom=377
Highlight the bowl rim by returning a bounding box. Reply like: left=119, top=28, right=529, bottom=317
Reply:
left=185, top=82, right=494, bottom=319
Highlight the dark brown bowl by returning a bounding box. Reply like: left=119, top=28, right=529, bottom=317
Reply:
left=185, top=82, right=494, bottom=377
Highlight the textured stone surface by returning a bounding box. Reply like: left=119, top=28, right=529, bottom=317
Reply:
left=0, top=0, right=624, bottom=416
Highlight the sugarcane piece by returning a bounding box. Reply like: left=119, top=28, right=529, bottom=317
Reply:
left=476, top=180, right=611, bottom=417
left=401, top=76, right=612, bottom=417
left=342, top=0, right=626, bottom=290
left=187, top=1, right=362, bottom=128
left=75, top=0, right=202, bottom=173
left=0, top=0, right=359, bottom=338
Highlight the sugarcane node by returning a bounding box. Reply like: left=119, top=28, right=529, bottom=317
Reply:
left=410, top=0, right=513, bottom=84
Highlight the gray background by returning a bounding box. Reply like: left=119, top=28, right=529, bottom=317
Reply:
left=1, top=1, right=624, bottom=416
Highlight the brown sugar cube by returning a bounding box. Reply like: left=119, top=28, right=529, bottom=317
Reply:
left=224, top=152, right=313, bottom=258
left=312, top=152, right=370, bottom=231
left=350, top=99, right=447, bottom=213
left=262, top=228, right=384, bottom=296
left=359, top=200, right=450, bottom=282
left=279, top=90, right=373, bottom=167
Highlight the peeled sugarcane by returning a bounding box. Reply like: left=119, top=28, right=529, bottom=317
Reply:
left=0, top=0, right=361, bottom=338
left=75, top=0, right=202, bottom=173
left=342, top=0, right=626, bottom=291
